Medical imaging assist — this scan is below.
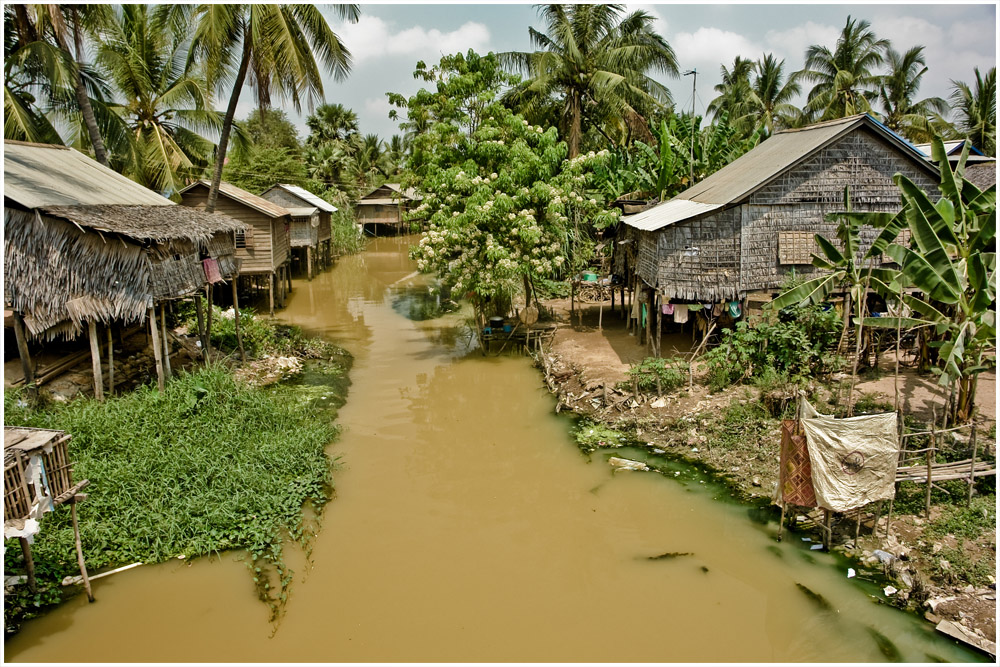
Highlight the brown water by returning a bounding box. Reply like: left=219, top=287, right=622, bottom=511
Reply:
left=5, top=237, right=983, bottom=663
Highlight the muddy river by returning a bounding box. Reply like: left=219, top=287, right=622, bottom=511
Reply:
left=5, top=237, right=983, bottom=662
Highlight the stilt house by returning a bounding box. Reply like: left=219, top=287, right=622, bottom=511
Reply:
left=4, top=141, right=245, bottom=396
left=621, top=114, right=940, bottom=307
left=260, top=183, right=338, bottom=278
left=355, top=183, right=421, bottom=235
left=179, top=180, right=291, bottom=315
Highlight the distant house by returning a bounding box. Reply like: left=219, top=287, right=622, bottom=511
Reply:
left=913, top=139, right=994, bottom=165
left=619, top=114, right=940, bottom=330
left=355, top=183, right=421, bottom=235
left=4, top=140, right=244, bottom=395
left=260, top=183, right=338, bottom=278
left=180, top=180, right=291, bottom=315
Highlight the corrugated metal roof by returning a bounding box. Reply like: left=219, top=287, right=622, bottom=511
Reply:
left=356, top=198, right=405, bottom=206
left=622, top=199, right=723, bottom=231
left=287, top=207, right=317, bottom=218
left=4, top=140, right=171, bottom=208
left=913, top=140, right=986, bottom=157
left=361, top=183, right=421, bottom=201
left=180, top=180, right=290, bottom=218
left=624, top=114, right=938, bottom=232
left=272, top=183, right=337, bottom=213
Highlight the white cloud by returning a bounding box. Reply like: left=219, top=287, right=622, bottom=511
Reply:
left=626, top=4, right=669, bottom=35
left=673, top=27, right=764, bottom=74
left=334, top=15, right=491, bottom=65
left=763, top=21, right=840, bottom=64
left=364, top=96, right=394, bottom=120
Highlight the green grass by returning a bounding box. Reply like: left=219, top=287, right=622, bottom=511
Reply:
left=3, top=364, right=344, bottom=627
left=926, top=496, right=997, bottom=541
left=574, top=420, right=631, bottom=453
left=709, top=400, right=775, bottom=451
left=622, top=357, right=689, bottom=394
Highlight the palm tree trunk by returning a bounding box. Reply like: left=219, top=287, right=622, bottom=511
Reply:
left=207, top=29, right=252, bottom=213
left=567, top=91, right=582, bottom=158
left=70, top=7, right=107, bottom=165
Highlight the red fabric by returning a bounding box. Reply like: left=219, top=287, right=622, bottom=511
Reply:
left=202, top=258, right=223, bottom=283
left=780, top=419, right=818, bottom=507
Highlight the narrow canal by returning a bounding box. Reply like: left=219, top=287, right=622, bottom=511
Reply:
left=6, top=237, right=983, bottom=662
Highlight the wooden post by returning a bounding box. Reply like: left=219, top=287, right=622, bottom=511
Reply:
left=645, top=289, right=652, bottom=353
left=777, top=503, right=787, bottom=541
left=823, top=509, right=831, bottom=550
left=655, top=294, right=662, bottom=358
left=926, top=425, right=935, bottom=519
left=160, top=303, right=171, bottom=379
left=967, top=423, right=978, bottom=506
left=88, top=320, right=104, bottom=401
left=71, top=498, right=94, bottom=602
left=307, top=247, right=313, bottom=280
left=205, top=284, right=214, bottom=354
left=19, top=537, right=37, bottom=593
left=286, top=263, right=292, bottom=293
left=598, top=291, right=604, bottom=331
left=570, top=282, right=575, bottom=324
left=232, top=280, right=246, bottom=362
left=12, top=312, right=35, bottom=396
left=107, top=326, right=114, bottom=396
left=148, top=307, right=165, bottom=392
left=194, top=294, right=208, bottom=362
left=269, top=271, right=276, bottom=316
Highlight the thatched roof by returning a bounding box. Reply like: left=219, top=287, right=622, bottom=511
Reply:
left=4, top=140, right=172, bottom=208
left=40, top=204, right=245, bottom=243
left=963, top=162, right=997, bottom=190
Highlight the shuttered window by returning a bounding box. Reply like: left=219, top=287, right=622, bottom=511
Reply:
left=778, top=231, right=817, bottom=265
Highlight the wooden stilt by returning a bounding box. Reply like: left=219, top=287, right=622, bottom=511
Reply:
left=205, top=284, right=214, bottom=354
left=570, top=282, right=575, bottom=324
left=598, top=293, right=604, bottom=331
left=194, top=294, right=208, bottom=362
left=13, top=312, right=35, bottom=397
left=286, top=263, right=292, bottom=293
left=777, top=503, right=787, bottom=541
left=854, top=509, right=862, bottom=546
left=71, top=498, right=94, bottom=602
left=655, top=294, right=662, bottom=358
left=232, top=280, right=245, bottom=362
left=19, top=537, right=37, bottom=593
left=107, top=326, right=114, bottom=395
left=823, top=510, right=831, bottom=550
left=160, top=303, right=172, bottom=379
left=307, top=246, right=313, bottom=280
left=269, top=272, right=276, bottom=316
left=645, top=289, right=652, bottom=353
left=967, top=424, right=978, bottom=506
left=149, top=307, right=165, bottom=392
left=926, top=418, right=936, bottom=518
left=88, top=320, right=104, bottom=401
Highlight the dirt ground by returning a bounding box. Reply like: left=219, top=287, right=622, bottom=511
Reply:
left=539, top=298, right=997, bottom=656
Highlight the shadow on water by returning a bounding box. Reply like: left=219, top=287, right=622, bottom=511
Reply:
left=391, top=284, right=459, bottom=322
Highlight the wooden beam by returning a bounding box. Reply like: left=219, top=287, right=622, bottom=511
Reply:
left=232, top=280, right=246, bottom=362
left=160, top=303, right=171, bottom=379
left=148, top=307, right=165, bottom=392
left=88, top=320, right=104, bottom=401
left=12, top=311, right=35, bottom=395
left=70, top=498, right=94, bottom=602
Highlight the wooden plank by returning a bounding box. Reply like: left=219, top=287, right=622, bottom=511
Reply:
left=935, top=620, right=996, bottom=657
left=88, top=320, right=104, bottom=401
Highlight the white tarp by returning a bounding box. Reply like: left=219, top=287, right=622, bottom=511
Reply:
left=801, top=401, right=899, bottom=512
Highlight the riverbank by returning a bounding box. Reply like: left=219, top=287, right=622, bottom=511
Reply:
left=535, top=298, right=996, bottom=655
left=3, top=314, right=352, bottom=634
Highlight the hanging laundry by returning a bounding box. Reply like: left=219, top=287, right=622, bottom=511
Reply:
left=728, top=300, right=742, bottom=318
left=712, top=302, right=723, bottom=317
left=203, top=258, right=223, bottom=283
left=673, top=304, right=689, bottom=323
left=641, top=303, right=647, bottom=329
left=662, top=303, right=674, bottom=315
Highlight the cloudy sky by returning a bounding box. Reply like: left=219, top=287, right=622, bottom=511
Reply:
left=236, top=2, right=997, bottom=141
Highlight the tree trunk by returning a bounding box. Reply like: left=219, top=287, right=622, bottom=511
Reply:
left=207, top=25, right=252, bottom=213
left=566, top=91, right=582, bottom=158
left=70, top=7, right=108, bottom=165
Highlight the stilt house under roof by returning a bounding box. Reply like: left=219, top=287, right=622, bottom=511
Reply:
left=260, top=183, right=338, bottom=277
left=355, top=183, right=421, bottom=234
left=620, top=114, right=941, bottom=303
left=4, top=141, right=245, bottom=341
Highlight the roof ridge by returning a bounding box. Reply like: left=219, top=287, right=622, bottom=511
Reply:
left=3, top=139, right=72, bottom=150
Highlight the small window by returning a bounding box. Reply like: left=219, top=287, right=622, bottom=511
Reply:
left=778, top=231, right=817, bottom=265
left=235, top=230, right=246, bottom=248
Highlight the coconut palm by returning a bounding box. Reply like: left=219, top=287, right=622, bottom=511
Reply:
left=306, top=102, right=360, bottom=147
left=799, top=15, right=888, bottom=120
left=707, top=56, right=754, bottom=124
left=876, top=45, right=949, bottom=142
left=744, top=54, right=802, bottom=137
left=188, top=4, right=359, bottom=212
left=96, top=4, right=226, bottom=196
left=949, top=66, right=996, bottom=156
left=501, top=4, right=679, bottom=157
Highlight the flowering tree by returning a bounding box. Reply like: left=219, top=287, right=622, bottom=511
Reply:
left=408, top=103, right=615, bottom=321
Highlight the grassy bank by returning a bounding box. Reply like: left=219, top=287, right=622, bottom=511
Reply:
left=4, top=358, right=349, bottom=631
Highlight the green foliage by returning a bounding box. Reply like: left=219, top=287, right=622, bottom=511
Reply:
left=223, top=145, right=309, bottom=195
left=243, top=108, right=300, bottom=151
left=703, top=305, right=842, bottom=391
left=174, top=304, right=337, bottom=360
left=3, top=365, right=343, bottom=625
left=850, top=392, right=894, bottom=415
left=926, top=496, right=997, bottom=540
left=574, top=420, right=630, bottom=454
left=931, top=543, right=995, bottom=587
left=709, top=400, right=774, bottom=451
left=624, top=356, right=689, bottom=393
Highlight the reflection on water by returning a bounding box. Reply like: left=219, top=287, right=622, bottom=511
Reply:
left=5, top=236, right=985, bottom=663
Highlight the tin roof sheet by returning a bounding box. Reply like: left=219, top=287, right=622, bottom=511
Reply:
left=271, top=183, right=337, bottom=213
left=4, top=140, right=171, bottom=208
left=622, top=199, right=723, bottom=231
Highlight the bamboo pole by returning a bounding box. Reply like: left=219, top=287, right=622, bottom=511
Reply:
left=19, top=537, right=37, bottom=593
left=194, top=294, right=208, bottom=362
left=269, top=272, right=276, bottom=316
left=926, top=418, right=936, bottom=518
left=206, top=284, right=214, bottom=356
left=232, top=280, right=246, bottom=362
left=655, top=294, right=662, bottom=358
left=148, top=307, right=165, bottom=392
left=71, top=498, right=94, bottom=602
left=967, top=423, right=978, bottom=506
left=13, top=312, right=35, bottom=397
left=160, top=303, right=171, bottom=379
left=107, top=326, right=114, bottom=395
left=88, top=320, right=104, bottom=401
left=307, top=247, right=313, bottom=280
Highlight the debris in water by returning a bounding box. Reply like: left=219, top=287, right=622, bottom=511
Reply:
left=810, top=544, right=824, bottom=550
left=609, top=457, right=649, bottom=472
left=700, top=566, right=710, bottom=574
left=866, top=627, right=903, bottom=661
left=883, top=585, right=898, bottom=596
left=847, top=568, right=856, bottom=578
left=872, top=549, right=896, bottom=564
left=802, top=537, right=812, bottom=542
left=795, top=583, right=834, bottom=611
left=647, top=552, right=693, bottom=560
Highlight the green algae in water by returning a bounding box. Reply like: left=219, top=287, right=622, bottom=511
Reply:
left=795, top=583, right=835, bottom=612
left=647, top=552, right=693, bottom=561
left=866, top=627, right=903, bottom=662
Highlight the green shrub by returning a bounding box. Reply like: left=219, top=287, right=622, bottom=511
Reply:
left=926, top=496, right=997, bottom=540
left=708, top=400, right=774, bottom=451
left=574, top=420, right=630, bottom=453
left=330, top=209, right=366, bottom=256
left=623, top=356, right=689, bottom=393
left=174, top=304, right=336, bottom=360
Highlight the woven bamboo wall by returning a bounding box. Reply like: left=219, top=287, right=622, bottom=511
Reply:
left=653, top=207, right=742, bottom=301
left=148, top=240, right=204, bottom=299
left=289, top=215, right=319, bottom=248
left=739, top=129, right=940, bottom=292
left=316, top=211, right=332, bottom=243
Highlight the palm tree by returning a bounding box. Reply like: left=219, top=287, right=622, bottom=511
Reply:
left=501, top=4, right=679, bottom=157
left=96, top=4, right=225, bottom=196
left=707, top=56, right=754, bottom=124
left=876, top=45, right=949, bottom=142
left=306, top=102, right=359, bottom=147
left=949, top=66, right=996, bottom=156
left=799, top=15, right=888, bottom=120
left=189, top=4, right=359, bottom=212
left=744, top=54, right=801, bottom=137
